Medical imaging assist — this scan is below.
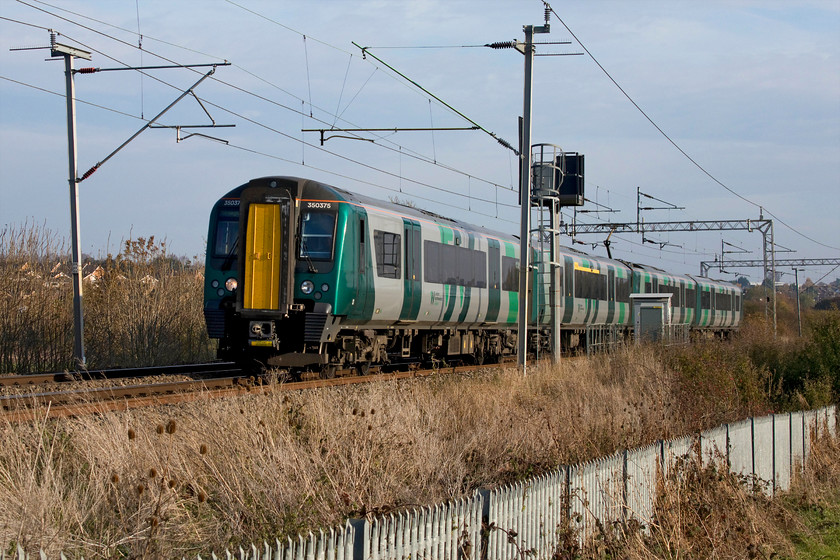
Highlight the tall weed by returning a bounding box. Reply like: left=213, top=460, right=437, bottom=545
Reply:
left=0, top=224, right=215, bottom=372
left=0, top=223, right=74, bottom=373
left=84, top=237, right=215, bottom=367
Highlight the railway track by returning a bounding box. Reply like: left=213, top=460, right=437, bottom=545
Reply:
left=0, top=361, right=240, bottom=387
left=0, top=361, right=508, bottom=423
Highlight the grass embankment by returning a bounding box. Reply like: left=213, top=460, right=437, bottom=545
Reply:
left=3, top=327, right=837, bottom=558
left=1, top=350, right=683, bottom=557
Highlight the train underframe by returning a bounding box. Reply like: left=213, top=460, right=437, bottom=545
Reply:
left=218, top=307, right=536, bottom=376
left=218, top=308, right=736, bottom=376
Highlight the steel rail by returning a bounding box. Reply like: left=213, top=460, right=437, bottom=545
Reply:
left=0, top=362, right=238, bottom=387
left=1, top=360, right=521, bottom=423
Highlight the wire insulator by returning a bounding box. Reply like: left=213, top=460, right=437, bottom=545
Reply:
left=485, top=41, right=516, bottom=50
left=79, top=165, right=99, bottom=182
left=77, top=67, right=98, bottom=74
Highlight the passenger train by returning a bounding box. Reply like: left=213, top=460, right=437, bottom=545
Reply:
left=203, top=176, right=742, bottom=375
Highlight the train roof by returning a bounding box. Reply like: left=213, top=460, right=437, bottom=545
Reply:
left=219, top=176, right=742, bottom=291
left=304, top=177, right=520, bottom=243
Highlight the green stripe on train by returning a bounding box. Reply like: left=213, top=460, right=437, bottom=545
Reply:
left=505, top=241, right=517, bottom=323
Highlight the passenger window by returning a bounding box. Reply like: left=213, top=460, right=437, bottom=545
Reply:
left=502, top=256, right=519, bottom=292
left=374, top=230, right=401, bottom=279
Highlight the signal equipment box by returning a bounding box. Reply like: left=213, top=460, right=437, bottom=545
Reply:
left=530, top=145, right=585, bottom=207
left=556, top=152, right=584, bottom=206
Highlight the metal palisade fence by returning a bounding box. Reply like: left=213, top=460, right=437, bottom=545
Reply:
left=2, top=405, right=836, bottom=560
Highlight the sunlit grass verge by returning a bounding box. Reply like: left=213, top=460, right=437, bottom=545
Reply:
left=0, top=349, right=674, bottom=555
left=2, top=339, right=813, bottom=558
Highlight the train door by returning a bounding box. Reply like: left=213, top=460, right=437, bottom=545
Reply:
left=486, top=240, right=501, bottom=322
left=243, top=202, right=285, bottom=310
left=352, top=217, right=370, bottom=319
left=606, top=267, right=616, bottom=323
left=400, top=219, right=422, bottom=321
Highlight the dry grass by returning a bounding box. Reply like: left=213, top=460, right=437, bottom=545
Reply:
left=605, top=424, right=840, bottom=560
left=0, top=336, right=812, bottom=558
left=0, top=224, right=215, bottom=373
left=1, top=341, right=798, bottom=558
left=3, top=224, right=838, bottom=557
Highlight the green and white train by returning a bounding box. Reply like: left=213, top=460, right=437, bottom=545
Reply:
left=204, top=177, right=742, bottom=374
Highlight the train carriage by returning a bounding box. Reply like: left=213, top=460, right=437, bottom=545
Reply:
left=204, top=176, right=743, bottom=373
left=688, top=275, right=742, bottom=331
left=205, top=177, right=532, bottom=373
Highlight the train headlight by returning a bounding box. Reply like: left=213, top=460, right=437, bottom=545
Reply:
left=300, top=280, right=315, bottom=294
left=321, top=283, right=330, bottom=292
left=225, top=278, right=238, bottom=292
left=211, top=279, right=219, bottom=288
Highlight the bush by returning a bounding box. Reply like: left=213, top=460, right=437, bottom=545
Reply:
left=0, top=223, right=74, bottom=373
left=0, top=224, right=215, bottom=373
left=84, top=237, right=216, bottom=368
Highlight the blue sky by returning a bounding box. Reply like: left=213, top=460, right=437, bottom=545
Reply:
left=1, top=0, right=838, bottom=284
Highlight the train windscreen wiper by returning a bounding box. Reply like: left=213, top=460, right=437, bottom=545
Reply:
left=299, top=238, right=318, bottom=273
left=221, top=235, right=239, bottom=271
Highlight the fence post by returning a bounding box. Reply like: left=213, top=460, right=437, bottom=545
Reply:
left=349, top=518, right=366, bottom=560
left=750, top=416, right=756, bottom=492
left=477, top=488, right=490, bottom=560
left=802, top=412, right=807, bottom=473
left=725, top=423, right=731, bottom=471
left=789, top=412, right=793, bottom=485
left=622, top=448, right=629, bottom=522
left=772, top=412, right=777, bottom=496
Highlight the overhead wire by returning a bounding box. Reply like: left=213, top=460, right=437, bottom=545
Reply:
left=351, top=42, right=520, bottom=155
left=1, top=65, right=520, bottom=230
left=8, top=1, right=522, bottom=219
left=0, top=14, right=52, bottom=30
left=0, top=74, right=144, bottom=120
left=2, top=14, right=523, bottom=229
left=542, top=1, right=840, bottom=253
left=14, top=0, right=516, bottom=197
left=12, top=2, right=828, bottom=272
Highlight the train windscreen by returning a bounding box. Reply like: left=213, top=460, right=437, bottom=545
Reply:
left=299, top=211, right=336, bottom=261
left=213, top=209, right=239, bottom=258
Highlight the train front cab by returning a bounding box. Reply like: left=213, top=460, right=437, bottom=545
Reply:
left=205, top=177, right=346, bottom=372
left=206, top=179, right=301, bottom=366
